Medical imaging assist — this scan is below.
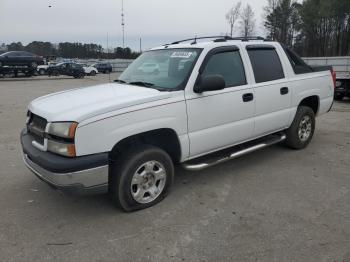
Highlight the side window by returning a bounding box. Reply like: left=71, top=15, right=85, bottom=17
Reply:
left=7, top=52, right=17, bottom=57
left=247, top=48, right=285, bottom=83
left=284, top=48, right=313, bottom=74
left=202, top=51, right=246, bottom=88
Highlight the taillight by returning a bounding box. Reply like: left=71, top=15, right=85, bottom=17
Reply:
left=331, top=69, right=336, bottom=88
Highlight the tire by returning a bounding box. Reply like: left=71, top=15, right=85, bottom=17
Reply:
left=334, top=93, right=344, bottom=101
left=38, top=69, right=46, bottom=75
left=109, top=144, right=174, bottom=212
left=90, top=70, right=96, bottom=76
left=52, top=70, right=59, bottom=76
left=285, top=106, right=315, bottom=150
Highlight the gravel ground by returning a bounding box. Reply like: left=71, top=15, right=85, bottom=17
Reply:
left=0, top=74, right=349, bottom=262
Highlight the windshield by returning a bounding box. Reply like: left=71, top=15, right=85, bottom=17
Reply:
left=118, top=48, right=202, bottom=90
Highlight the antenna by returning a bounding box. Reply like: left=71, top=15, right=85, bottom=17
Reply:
left=121, top=0, right=125, bottom=48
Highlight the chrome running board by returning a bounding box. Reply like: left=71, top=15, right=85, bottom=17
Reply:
left=182, top=133, right=286, bottom=171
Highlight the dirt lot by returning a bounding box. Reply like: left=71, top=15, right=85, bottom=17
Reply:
left=0, top=74, right=350, bottom=262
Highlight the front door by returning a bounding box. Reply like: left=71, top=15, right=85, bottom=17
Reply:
left=185, top=46, right=255, bottom=158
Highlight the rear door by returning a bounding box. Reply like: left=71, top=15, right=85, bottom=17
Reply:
left=186, top=46, right=255, bottom=157
left=61, top=63, right=70, bottom=75
left=246, top=45, right=292, bottom=137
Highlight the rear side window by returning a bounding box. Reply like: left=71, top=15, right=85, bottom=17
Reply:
left=247, top=48, right=285, bottom=83
left=202, top=51, right=246, bottom=88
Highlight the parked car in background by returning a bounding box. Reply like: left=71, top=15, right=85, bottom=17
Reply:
left=37, top=62, right=57, bottom=75
left=303, top=56, right=350, bottom=101
left=21, top=36, right=334, bottom=211
left=0, top=51, right=44, bottom=68
left=79, top=64, right=98, bottom=76
left=92, top=63, right=112, bottom=74
left=47, top=62, right=85, bottom=78
left=334, top=75, right=350, bottom=100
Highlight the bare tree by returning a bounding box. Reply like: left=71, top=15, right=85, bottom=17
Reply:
left=240, top=4, right=256, bottom=37
left=226, top=2, right=242, bottom=37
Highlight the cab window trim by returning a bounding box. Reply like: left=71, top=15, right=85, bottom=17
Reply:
left=246, top=46, right=285, bottom=83
left=196, top=46, right=247, bottom=89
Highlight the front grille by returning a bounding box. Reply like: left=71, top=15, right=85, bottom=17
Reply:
left=27, top=112, right=47, bottom=146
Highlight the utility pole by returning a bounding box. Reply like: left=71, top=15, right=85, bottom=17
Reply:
left=121, top=0, right=125, bottom=48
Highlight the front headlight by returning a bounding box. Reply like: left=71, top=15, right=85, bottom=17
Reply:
left=47, top=122, right=78, bottom=157
left=48, top=122, right=78, bottom=139
left=47, top=140, right=76, bottom=157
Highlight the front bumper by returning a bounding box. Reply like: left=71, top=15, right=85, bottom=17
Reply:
left=21, top=129, right=109, bottom=195
left=335, top=87, right=350, bottom=96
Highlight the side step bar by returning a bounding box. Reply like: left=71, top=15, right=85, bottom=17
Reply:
left=182, top=133, right=286, bottom=171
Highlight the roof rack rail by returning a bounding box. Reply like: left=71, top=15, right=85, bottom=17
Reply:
left=165, top=36, right=266, bottom=46
left=167, top=36, right=233, bottom=45
left=229, top=36, right=266, bottom=41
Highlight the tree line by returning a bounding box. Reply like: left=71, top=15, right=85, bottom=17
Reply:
left=227, top=0, right=350, bottom=57
left=2, top=41, right=140, bottom=59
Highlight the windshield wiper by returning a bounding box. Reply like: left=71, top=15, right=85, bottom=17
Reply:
left=128, top=81, right=155, bottom=87
left=114, top=79, right=127, bottom=84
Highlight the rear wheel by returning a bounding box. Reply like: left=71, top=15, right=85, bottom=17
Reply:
left=90, top=70, right=96, bottom=76
left=285, top=106, right=315, bottom=149
left=38, top=69, right=46, bottom=75
left=109, top=144, right=174, bottom=212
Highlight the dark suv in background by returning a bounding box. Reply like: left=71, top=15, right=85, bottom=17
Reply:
left=0, top=51, right=44, bottom=68
left=47, top=62, right=85, bottom=78
left=92, top=63, right=113, bottom=74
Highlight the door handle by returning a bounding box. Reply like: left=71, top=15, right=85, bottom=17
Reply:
left=280, top=87, right=289, bottom=95
left=242, top=93, right=254, bottom=102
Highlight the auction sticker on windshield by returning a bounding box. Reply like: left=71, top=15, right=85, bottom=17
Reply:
left=171, top=51, right=193, bottom=59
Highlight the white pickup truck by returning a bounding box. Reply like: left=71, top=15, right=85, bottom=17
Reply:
left=21, top=36, right=335, bottom=211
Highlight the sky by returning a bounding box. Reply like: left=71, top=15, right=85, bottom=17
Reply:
left=0, top=0, right=267, bottom=51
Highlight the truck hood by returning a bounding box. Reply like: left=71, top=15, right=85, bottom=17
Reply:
left=28, top=83, right=172, bottom=122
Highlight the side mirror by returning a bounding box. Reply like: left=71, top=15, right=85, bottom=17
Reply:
left=194, top=75, right=226, bottom=93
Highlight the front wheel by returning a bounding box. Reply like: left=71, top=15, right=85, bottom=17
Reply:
left=285, top=106, right=315, bottom=149
left=109, top=145, right=174, bottom=212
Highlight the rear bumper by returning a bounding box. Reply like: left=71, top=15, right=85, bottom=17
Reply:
left=21, top=129, right=109, bottom=195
